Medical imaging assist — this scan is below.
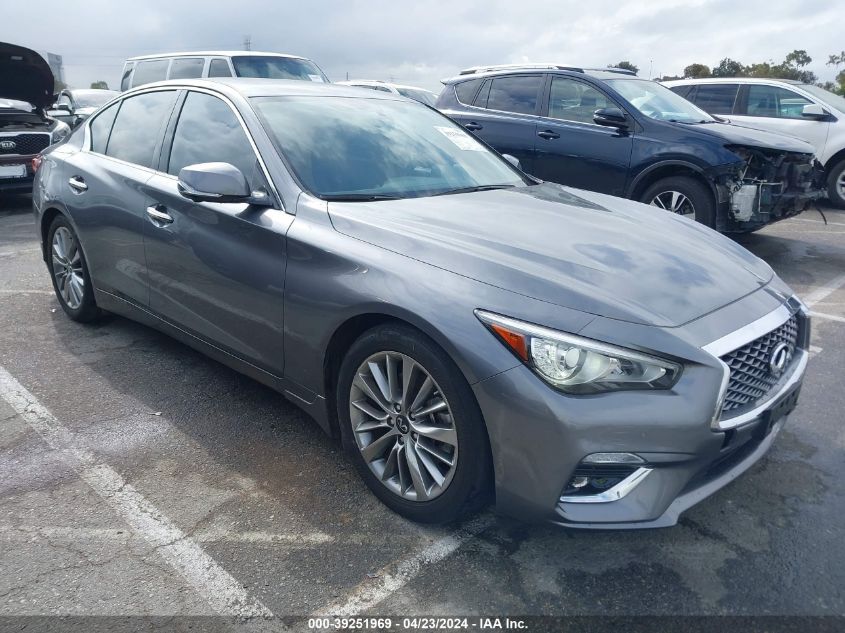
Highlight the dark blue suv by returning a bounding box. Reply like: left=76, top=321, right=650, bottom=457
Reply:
left=437, top=64, right=824, bottom=232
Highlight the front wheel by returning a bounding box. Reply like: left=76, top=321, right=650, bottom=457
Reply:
left=640, top=176, right=716, bottom=228
left=337, top=324, right=491, bottom=524
left=827, top=159, right=845, bottom=209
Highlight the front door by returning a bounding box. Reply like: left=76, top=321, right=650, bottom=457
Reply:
left=143, top=90, right=291, bottom=375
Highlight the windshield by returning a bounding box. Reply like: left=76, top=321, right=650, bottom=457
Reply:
left=606, top=78, right=716, bottom=123
left=253, top=95, right=526, bottom=200
left=232, top=56, right=329, bottom=83
left=74, top=91, right=118, bottom=108
left=396, top=87, right=437, bottom=107
left=799, top=84, right=845, bottom=115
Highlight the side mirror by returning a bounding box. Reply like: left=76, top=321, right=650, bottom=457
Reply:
left=801, top=103, right=828, bottom=120
left=502, top=154, right=521, bottom=170
left=56, top=103, right=72, bottom=113
left=593, top=107, right=629, bottom=128
left=177, top=162, right=254, bottom=204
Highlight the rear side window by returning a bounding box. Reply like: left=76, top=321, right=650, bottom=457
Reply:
left=131, top=60, right=169, bottom=87
left=120, top=62, right=134, bottom=91
left=167, top=91, right=257, bottom=184
left=454, top=78, right=482, bottom=105
left=208, top=58, right=232, bottom=77
left=89, top=102, right=119, bottom=154
left=689, top=84, right=739, bottom=115
left=168, top=58, right=204, bottom=79
left=745, top=85, right=813, bottom=119
left=105, top=91, right=177, bottom=168
left=484, top=76, right=542, bottom=115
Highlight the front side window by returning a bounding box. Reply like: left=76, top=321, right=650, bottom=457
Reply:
left=548, top=77, right=613, bottom=124
left=105, top=91, right=177, bottom=168
left=131, top=60, right=170, bottom=87
left=231, top=56, right=328, bottom=82
left=168, top=92, right=257, bottom=183
left=483, top=76, right=542, bottom=115
left=746, top=85, right=813, bottom=119
left=253, top=95, right=526, bottom=199
left=689, top=84, right=739, bottom=114
left=89, top=102, right=119, bottom=154
left=605, top=78, right=715, bottom=123
left=208, top=58, right=232, bottom=78
left=168, top=58, right=205, bottom=80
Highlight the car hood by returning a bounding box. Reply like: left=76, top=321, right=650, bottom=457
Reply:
left=327, top=183, right=774, bottom=327
left=679, top=120, right=815, bottom=154
left=0, top=42, right=54, bottom=110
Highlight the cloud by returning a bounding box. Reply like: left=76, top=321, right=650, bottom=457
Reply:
left=5, top=0, right=843, bottom=91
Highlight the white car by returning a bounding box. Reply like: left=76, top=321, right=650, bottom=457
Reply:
left=664, top=78, right=845, bottom=208
left=336, top=80, right=438, bottom=106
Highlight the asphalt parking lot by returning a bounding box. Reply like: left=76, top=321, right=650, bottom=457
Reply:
left=1, top=194, right=844, bottom=628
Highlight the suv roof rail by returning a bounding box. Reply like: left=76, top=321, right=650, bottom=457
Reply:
left=458, top=63, right=585, bottom=75
left=596, top=67, right=637, bottom=76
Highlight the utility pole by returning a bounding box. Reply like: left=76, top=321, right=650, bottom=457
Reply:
left=243, top=35, right=252, bottom=51
left=648, top=59, right=653, bottom=79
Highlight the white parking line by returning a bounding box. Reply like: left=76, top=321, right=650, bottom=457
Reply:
left=314, top=514, right=493, bottom=617
left=0, top=365, right=273, bottom=619
left=803, top=273, right=845, bottom=308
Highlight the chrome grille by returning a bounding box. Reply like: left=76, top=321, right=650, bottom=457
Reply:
left=720, top=314, right=799, bottom=414
left=0, top=133, right=51, bottom=156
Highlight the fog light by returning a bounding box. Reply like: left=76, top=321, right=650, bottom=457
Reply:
left=570, top=476, right=590, bottom=489
left=582, top=452, right=644, bottom=464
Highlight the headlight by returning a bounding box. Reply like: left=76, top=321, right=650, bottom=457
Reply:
left=475, top=310, right=681, bottom=394
left=51, top=121, right=71, bottom=144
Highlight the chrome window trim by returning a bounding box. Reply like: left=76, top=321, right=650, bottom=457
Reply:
left=559, top=467, right=652, bottom=504
left=81, top=85, right=283, bottom=211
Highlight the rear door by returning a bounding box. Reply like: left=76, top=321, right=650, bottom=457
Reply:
left=449, top=74, right=543, bottom=174
left=531, top=75, right=633, bottom=196
left=143, top=89, right=291, bottom=375
left=730, top=83, right=830, bottom=154
left=60, top=89, right=178, bottom=305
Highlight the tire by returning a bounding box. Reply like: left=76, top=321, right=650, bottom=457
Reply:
left=46, top=215, right=101, bottom=322
left=337, top=323, right=491, bottom=524
left=827, top=159, right=845, bottom=209
left=639, top=176, right=716, bottom=228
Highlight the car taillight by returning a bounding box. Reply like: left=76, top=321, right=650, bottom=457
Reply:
left=31, top=155, right=43, bottom=172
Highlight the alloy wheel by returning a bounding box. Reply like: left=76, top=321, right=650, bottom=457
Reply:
left=650, top=190, right=696, bottom=217
left=51, top=226, right=85, bottom=310
left=837, top=171, right=845, bottom=198
left=349, top=351, right=458, bottom=502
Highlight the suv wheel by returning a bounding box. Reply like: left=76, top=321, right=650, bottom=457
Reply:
left=640, top=176, right=716, bottom=228
left=827, top=159, right=845, bottom=209
left=47, top=216, right=101, bottom=322
left=337, top=324, right=491, bottom=524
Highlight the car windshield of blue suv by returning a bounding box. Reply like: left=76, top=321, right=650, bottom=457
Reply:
left=253, top=95, right=527, bottom=200
left=606, top=78, right=716, bottom=123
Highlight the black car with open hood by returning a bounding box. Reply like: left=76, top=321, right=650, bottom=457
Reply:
left=0, top=42, right=71, bottom=193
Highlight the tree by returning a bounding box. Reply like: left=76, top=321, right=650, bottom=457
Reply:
left=90, top=80, right=109, bottom=90
left=712, top=58, right=746, bottom=77
left=609, top=61, right=639, bottom=75
left=683, top=63, right=711, bottom=78
left=827, top=52, right=845, bottom=95
left=784, top=49, right=812, bottom=68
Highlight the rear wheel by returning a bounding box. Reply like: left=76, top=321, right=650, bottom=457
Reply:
left=337, top=324, right=491, bottom=524
left=827, top=159, right=845, bottom=209
left=640, top=176, right=716, bottom=228
left=47, top=216, right=100, bottom=322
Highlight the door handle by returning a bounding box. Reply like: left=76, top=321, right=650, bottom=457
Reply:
left=146, top=205, right=173, bottom=226
left=537, top=130, right=560, bottom=140
left=68, top=176, right=88, bottom=192
left=464, top=122, right=483, bottom=131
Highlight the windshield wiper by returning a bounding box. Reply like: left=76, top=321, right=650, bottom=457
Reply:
left=322, top=193, right=403, bottom=201
left=431, top=184, right=516, bottom=197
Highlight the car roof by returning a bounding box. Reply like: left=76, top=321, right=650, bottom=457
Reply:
left=663, top=77, right=804, bottom=86
left=122, top=78, right=409, bottom=100
left=338, top=80, right=435, bottom=93
left=126, top=51, right=310, bottom=62
left=442, top=64, right=639, bottom=84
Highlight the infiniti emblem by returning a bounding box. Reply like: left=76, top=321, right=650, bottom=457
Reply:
left=0, top=140, right=16, bottom=150
left=769, top=342, right=792, bottom=376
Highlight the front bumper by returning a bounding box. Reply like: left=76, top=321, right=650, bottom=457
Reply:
left=472, top=300, right=808, bottom=529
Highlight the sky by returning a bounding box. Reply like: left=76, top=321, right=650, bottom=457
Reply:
left=3, top=0, right=844, bottom=92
